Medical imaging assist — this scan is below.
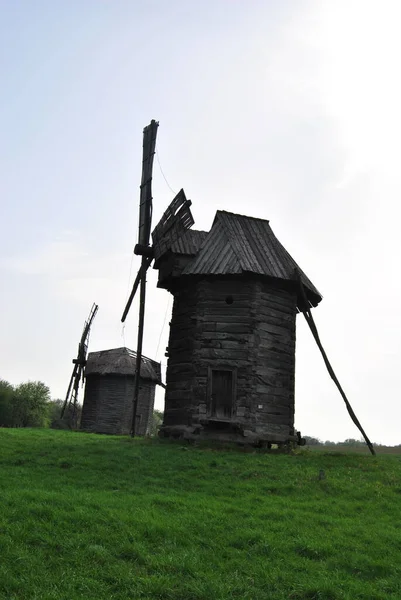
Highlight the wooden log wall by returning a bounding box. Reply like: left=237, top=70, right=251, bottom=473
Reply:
left=163, top=276, right=297, bottom=442
left=164, top=284, right=198, bottom=426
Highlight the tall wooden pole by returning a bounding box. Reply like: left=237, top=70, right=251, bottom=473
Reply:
left=131, top=256, right=147, bottom=436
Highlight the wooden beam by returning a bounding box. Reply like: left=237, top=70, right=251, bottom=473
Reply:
left=131, top=255, right=148, bottom=436
left=121, top=257, right=153, bottom=323
left=295, top=269, right=376, bottom=456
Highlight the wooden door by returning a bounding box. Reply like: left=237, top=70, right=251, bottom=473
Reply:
left=211, top=370, right=234, bottom=418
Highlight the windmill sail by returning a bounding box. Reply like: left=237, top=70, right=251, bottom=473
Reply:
left=137, top=120, right=159, bottom=251
left=152, top=189, right=194, bottom=261
left=61, top=303, right=98, bottom=425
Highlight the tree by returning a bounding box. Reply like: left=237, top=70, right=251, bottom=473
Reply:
left=304, top=435, right=322, bottom=445
left=13, top=381, right=51, bottom=427
left=47, top=399, right=65, bottom=427
left=0, top=379, right=15, bottom=427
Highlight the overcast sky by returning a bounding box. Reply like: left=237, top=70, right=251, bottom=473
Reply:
left=1, top=0, right=400, bottom=444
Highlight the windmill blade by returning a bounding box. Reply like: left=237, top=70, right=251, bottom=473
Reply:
left=136, top=120, right=159, bottom=254
left=152, top=189, right=194, bottom=261
left=121, top=257, right=153, bottom=323
left=60, top=365, right=78, bottom=418
left=60, top=303, right=99, bottom=421
left=81, top=303, right=99, bottom=345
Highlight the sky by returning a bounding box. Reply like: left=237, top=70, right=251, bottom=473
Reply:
left=1, top=0, right=400, bottom=444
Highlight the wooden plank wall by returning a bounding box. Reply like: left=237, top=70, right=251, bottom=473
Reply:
left=194, top=279, right=254, bottom=419
left=252, top=280, right=297, bottom=439
left=164, top=285, right=198, bottom=425
left=121, top=379, right=155, bottom=436
left=80, top=376, right=99, bottom=431
left=81, top=375, right=155, bottom=435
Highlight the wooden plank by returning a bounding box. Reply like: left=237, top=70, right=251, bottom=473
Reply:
left=256, top=337, right=294, bottom=354
left=203, top=312, right=253, bottom=322
left=257, top=321, right=292, bottom=337
left=203, top=333, right=251, bottom=343
left=199, top=348, right=249, bottom=360
left=257, top=306, right=294, bottom=322
left=204, top=307, right=251, bottom=316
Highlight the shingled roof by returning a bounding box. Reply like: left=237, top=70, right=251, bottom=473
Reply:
left=182, top=211, right=322, bottom=306
left=85, top=347, right=162, bottom=383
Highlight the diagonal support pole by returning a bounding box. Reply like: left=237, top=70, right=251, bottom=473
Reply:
left=121, top=257, right=153, bottom=323
left=295, top=270, right=376, bottom=456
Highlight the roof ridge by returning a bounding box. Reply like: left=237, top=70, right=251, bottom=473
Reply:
left=215, top=213, right=246, bottom=269
left=216, top=211, right=263, bottom=273
left=182, top=219, right=241, bottom=275
left=215, top=210, right=270, bottom=225
left=88, top=347, right=160, bottom=367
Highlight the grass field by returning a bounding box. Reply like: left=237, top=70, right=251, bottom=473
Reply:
left=0, top=429, right=400, bottom=600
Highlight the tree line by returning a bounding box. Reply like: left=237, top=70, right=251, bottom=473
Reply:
left=304, top=435, right=401, bottom=448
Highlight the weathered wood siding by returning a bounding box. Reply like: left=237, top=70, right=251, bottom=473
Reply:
left=252, top=280, right=297, bottom=440
left=163, top=277, right=297, bottom=442
left=81, top=375, right=155, bottom=436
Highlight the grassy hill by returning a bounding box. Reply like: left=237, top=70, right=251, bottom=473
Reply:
left=0, top=429, right=400, bottom=600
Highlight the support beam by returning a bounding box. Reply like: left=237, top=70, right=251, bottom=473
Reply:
left=295, top=270, right=376, bottom=456
left=121, top=257, right=153, bottom=323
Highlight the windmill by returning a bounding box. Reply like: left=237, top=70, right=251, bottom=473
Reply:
left=61, top=303, right=99, bottom=426
left=121, top=120, right=194, bottom=436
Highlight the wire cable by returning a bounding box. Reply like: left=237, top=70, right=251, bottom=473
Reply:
left=156, top=149, right=176, bottom=195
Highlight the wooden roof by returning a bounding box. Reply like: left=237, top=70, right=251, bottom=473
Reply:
left=85, top=347, right=162, bottom=382
left=170, top=229, right=208, bottom=255
left=182, top=211, right=322, bottom=306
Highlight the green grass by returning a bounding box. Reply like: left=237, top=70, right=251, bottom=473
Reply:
left=0, top=429, right=400, bottom=600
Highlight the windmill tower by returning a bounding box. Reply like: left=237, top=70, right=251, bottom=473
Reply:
left=61, top=303, right=98, bottom=426
left=121, top=120, right=194, bottom=435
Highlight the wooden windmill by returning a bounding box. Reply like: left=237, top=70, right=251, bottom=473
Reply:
left=121, top=120, right=194, bottom=436
left=61, top=303, right=98, bottom=425
left=121, top=120, right=375, bottom=454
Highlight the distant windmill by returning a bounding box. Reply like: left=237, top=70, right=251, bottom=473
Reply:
left=121, top=120, right=194, bottom=436
left=61, top=303, right=99, bottom=426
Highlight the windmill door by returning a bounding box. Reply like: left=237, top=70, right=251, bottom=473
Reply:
left=210, top=369, right=235, bottom=418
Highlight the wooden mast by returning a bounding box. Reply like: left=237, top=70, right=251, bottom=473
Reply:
left=130, top=120, right=158, bottom=436
left=121, top=120, right=194, bottom=436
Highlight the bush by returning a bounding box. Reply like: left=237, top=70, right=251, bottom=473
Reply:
left=148, top=410, right=163, bottom=436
